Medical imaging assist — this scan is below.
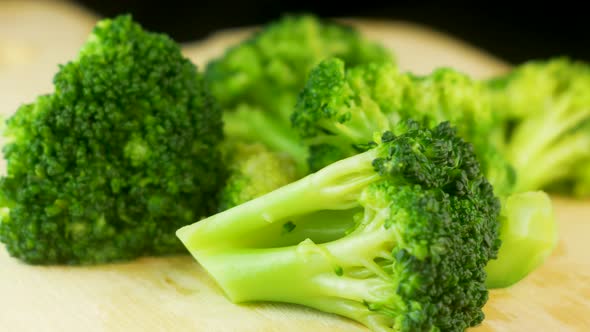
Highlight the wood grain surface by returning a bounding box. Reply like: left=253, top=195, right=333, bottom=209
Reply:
left=1, top=2, right=589, bottom=331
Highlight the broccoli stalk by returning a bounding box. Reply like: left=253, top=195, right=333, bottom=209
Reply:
left=484, top=191, right=558, bottom=288
left=184, top=147, right=379, bottom=249
left=291, top=58, right=557, bottom=288
left=178, top=122, right=501, bottom=332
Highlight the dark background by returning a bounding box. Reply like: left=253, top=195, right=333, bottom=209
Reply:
left=73, top=1, right=589, bottom=65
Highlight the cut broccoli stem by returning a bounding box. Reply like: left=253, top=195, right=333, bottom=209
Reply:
left=224, top=107, right=309, bottom=176
left=196, top=229, right=400, bottom=332
left=485, top=191, right=557, bottom=288
left=177, top=149, right=379, bottom=251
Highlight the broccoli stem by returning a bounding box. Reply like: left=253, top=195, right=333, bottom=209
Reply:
left=193, top=229, right=399, bottom=331
left=223, top=108, right=309, bottom=176
left=514, top=132, right=590, bottom=191
left=509, top=96, right=590, bottom=190
left=485, top=191, right=557, bottom=288
left=314, top=98, right=392, bottom=147
left=177, top=150, right=379, bottom=251
left=237, top=209, right=358, bottom=248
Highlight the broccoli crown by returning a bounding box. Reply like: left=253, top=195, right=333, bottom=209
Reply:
left=359, top=122, right=500, bottom=330
left=0, top=15, right=224, bottom=264
left=205, top=15, right=393, bottom=175
left=352, top=181, right=496, bottom=331
left=292, top=58, right=515, bottom=194
left=177, top=121, right=500, bottom=332
left=486, top=57, right=590, bottom=195
left=217, top=142, right=297, bottom=211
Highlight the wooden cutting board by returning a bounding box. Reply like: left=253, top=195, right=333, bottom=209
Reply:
left=1, top=2, right=589, bottom=331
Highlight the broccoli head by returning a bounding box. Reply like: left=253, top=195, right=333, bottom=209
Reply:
left=178, top=121, right=501, bottom=332
left=0, top=15, right=224, bottom=264
left=217, top=142, right=297, bottom=211
left=205, top=15, right=393, bottom=175
left=487, top=57, right=590, bottom=195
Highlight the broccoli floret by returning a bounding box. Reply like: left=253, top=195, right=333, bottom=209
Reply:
left=487, top=57, right=590, bottom=195
left=292, top=58, right=557, bottom=288
left=178, top=122, right=500, bottom=332
left=217, top=142, right=297, bottom=211
left=292, top=58, right=512, bottom=192
left=0, top=15, right=224, bottom=264
left=205, top=15, right=393, bottom=176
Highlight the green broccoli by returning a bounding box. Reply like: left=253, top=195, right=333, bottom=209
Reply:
left=0, top=15, right=224, bottom=264
left=178, top=121, right=500, bottom=332
left=217, top=142, right=297, bottom=211
left=291, top=58, right=557, bottom=288
left=205, top=15, right=393, bottom=176
left=487, top=57, right=590, bottom=195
